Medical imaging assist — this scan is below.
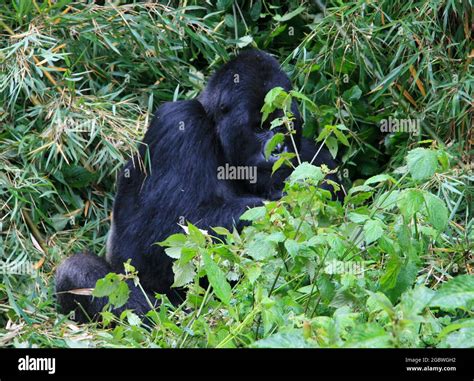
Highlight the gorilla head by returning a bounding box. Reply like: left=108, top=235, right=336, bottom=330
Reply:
left=199, top=49, right=303, bottom=198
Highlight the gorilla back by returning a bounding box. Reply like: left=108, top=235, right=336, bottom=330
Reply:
left=55, top=49, right=340, bottom=322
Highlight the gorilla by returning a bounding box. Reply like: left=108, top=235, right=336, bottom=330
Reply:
left=56, top=49, right=340, bottom=322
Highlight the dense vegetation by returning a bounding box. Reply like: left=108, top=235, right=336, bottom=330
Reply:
left=0, top=0, right=472, bottom=348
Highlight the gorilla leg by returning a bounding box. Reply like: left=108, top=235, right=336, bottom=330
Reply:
left=55, top=252, right=154, bottom=323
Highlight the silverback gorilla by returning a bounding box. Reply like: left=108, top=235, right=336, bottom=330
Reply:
left=56, top=49, right=340, bottom=322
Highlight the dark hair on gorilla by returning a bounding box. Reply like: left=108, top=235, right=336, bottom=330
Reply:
left=55, top=49, right=341, bottom=323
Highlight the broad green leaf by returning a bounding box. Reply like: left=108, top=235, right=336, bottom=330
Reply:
left=264, top=132, right=285, bottom=159
left=363, top=219, right=385, bottom=244
left=385, top=259, right=419, bottom=303
left=347, top=192, right=374, bottom=206
left=342, top=85, right=362, bottom=101
left=269, top=118, right=284, bottom=130
left=284, top=239, right=299, bottom=257
left=249, top=0, right=262, bottom=21
left=325, top=135, right=338, bottom=158
left=126, top=311, right=141, bottom=326
left=261, top=299, right=281, bottom=335
left=289, top=162, right=324, bottom=185
left=439, top=327, right=474, bottom=348
left=271, top=151, right=295, bottom=174
left=216, top=0, right=233, bottom=10
left=244, top=263, right=262, bottom=284
left=397, top=189, right=424, bottom=220
left=289, top=90, right=317, bottom=112
left=330, top=288, right=359, bottom=309
left=159, top=233, right=187, bottom=247
left=187, top=223, right=206, bottom=246
left=438, top=318, right=474, bottom=340
left=202, top=251, right=231, bottom=305
left=397, top=224, right=412, bottom=252
left=333, top=128, right=350, bottom=146
left=164, top=246, right=182, bottom=259
left=375, top=190, right=400, bottom=210
left=272, top=156, right=286, bottom=174
left=246, top=233, right=277, bottom=260
left=267, top=232, right=285, bottom=243
left=423, top=192, right=448, bottom=231
left=380, top=254, right=402, bottom=291
left=335, top=124, right=349, bottom=131
left=93, top=273, right=122, bottom=297
left=430, top=275, right=474, bottom=310
left=437, top=150, right=450, bottom=170
left=261, top=87, right=286, bottom=122
left=212, top=226, right=231, bottom=236
left=316, top=125, right=333, bottom=142
left=348, top=184, right=373, bottom=195
left=345, top=324, right=392, bottom=348
left=179, top=247, right=198, bottom=264
left=93, top=273, right=130, bottom=309
left=379, top=236, right=397, bottom=255
left=236, top=35, right=253, bottom=48
left=399, top=285, right=435, bottom=317
left=172, top=261, right=195, bottom=288
left=240, top=206, right=266, bottom=221
left=406, top=148, right=438, bottom=181
left=348, top=212, right=370, bottom=223
left=364, top=174, right=395, bottom=185
left=107, top=281, right=129, bottom=309
left=367, top=292, right=395, bottom=317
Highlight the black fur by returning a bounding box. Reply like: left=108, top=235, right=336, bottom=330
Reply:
left=55, top=49, right=340, bottom=322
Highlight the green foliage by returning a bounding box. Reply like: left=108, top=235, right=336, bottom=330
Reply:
left=0, top=0, right=472, bottom=348
left=93, top=273, right=130, bottom=309
left=430, top=275, right=474, bottom=311
left=89, top=145, right=472, bottom=348
left=406, top=148, right=439, bottom=181
left=201, top=251, right=232, bottom=305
